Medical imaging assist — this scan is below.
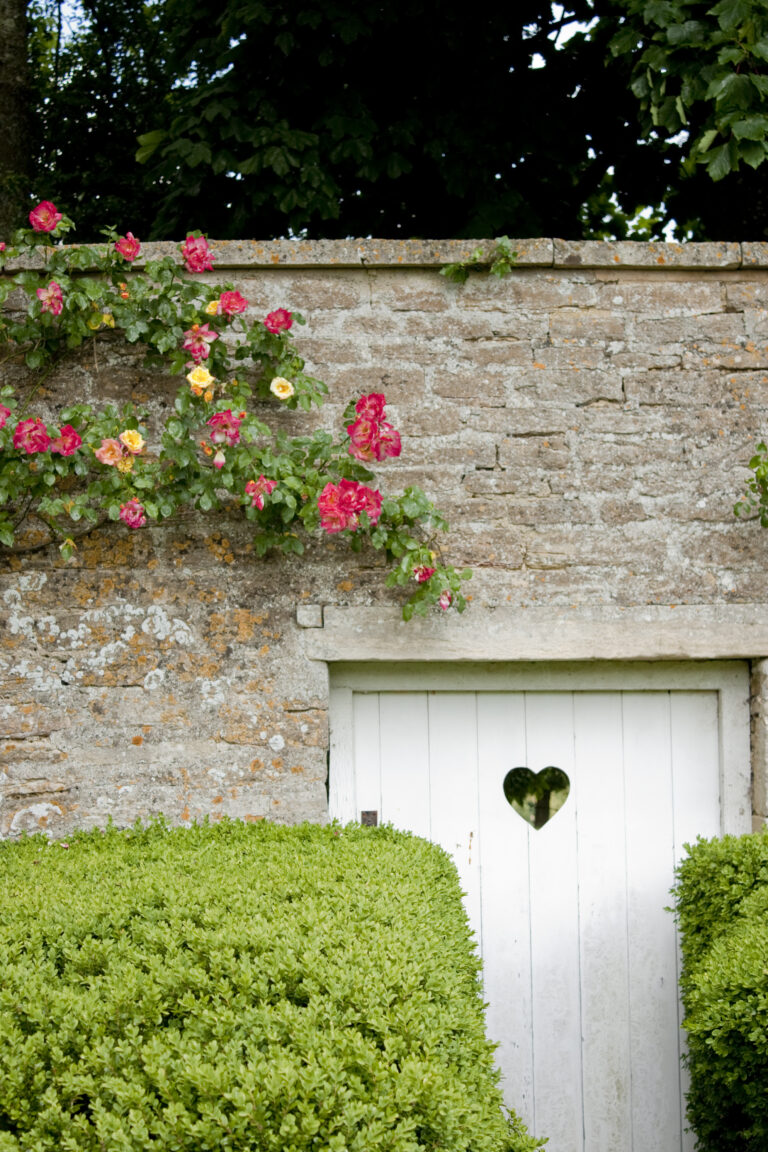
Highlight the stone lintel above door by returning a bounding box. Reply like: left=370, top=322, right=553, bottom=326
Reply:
left=303, top=603, right=768, bottom=663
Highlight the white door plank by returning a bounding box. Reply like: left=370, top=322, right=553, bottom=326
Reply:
left=328, top=686, right=356, bottom=822
left=427, top=693, right=482, bottom=937
left=670, top=692, right=721, bottom=1152
left=525, top=692, right=583, bottom=1152
left=573, top=692, right=633, bottom=1151
left=477, top=692, right=534, bottom=1121
left=623, top=693, right=682, bottom=1152
left=352, top=693, right=381, bottom=822
left=379, top=692, right=431, bottom=838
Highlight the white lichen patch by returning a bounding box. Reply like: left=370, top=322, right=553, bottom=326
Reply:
left=143, top=669, right=166, bottom=691
left=141, top=607, right=193, bottom=645
left=197, top=679, right=228, bottom=707
left=9, top=802, right=63, bottom=836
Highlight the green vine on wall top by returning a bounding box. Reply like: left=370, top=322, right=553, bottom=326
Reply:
left=440, top=236, right=517, bottom=284
left=0, top=202, right=471, bottom=620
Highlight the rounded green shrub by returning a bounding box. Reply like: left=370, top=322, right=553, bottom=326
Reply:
left=0, top=820, right=539, bottom=1152
left=683, top=917, right=768, bottom=1152
left=674, top=829, right=768, bottom=1152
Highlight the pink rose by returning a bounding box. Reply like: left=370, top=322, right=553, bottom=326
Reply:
left=213, top=449, right=226, bottom=469
left=94, top=438, right=124, bottom=466
left=413, top=565, right=436, bottom=584
left=50, top=425, right=82, bottom=456
left=245, top=475, right=277, bottom=510
left=182, top=322, right=218, bottom=362
left=355, top=393, right=386, bottom=422
left=0, top=405, right=11, bottom=429
left=119, top=498, right=146, bottom=528
left=263, top=309, right=292, bottom=334
left=317, top=479, right=381, bottom=533
left=219, top=290, right=248, bottom=316
left=13, top=418, right=50, bottom=454
left=37, top=281, right=63, bottom=316
left=346, top=393, right=401, bottom=463
left=0, top=242, right=6, bottom=253
left=347, top=417, right=380, bottom=463
left=438, top=590, right=453, bottom=611
left=181, top=235, right=214, bottom=273
left=376, top=421, right=401, bottom=459
left=29, top=201, right=62, bottom=233
left=207, top=409, right=243, bottom=447
left=115, top=232, right=141, bottom=262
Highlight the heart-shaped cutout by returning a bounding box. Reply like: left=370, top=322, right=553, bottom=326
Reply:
left=503, top=766, right=570, bottom=829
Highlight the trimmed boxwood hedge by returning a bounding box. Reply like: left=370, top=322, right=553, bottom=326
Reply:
left=0, top=819, right=540, bottom=1152
left=674, top=830, right=768, bottom=1152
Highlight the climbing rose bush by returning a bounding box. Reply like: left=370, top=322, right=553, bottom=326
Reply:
left=0, top=201, right=471, bottom=619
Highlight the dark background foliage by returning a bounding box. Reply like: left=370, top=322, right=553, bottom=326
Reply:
left=3, top=0, right=768, bottom=241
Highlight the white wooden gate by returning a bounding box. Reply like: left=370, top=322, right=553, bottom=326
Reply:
left=329, top=662, right=751, bottom=1152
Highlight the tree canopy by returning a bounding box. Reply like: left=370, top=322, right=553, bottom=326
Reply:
left=10, top=0, right=768, bottom=242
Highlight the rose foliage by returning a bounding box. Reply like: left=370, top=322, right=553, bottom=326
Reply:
left=0, top=204, right=470, bottom=619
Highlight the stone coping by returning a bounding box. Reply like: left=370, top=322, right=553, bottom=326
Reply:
left=5, top=237, right=768, bottom=272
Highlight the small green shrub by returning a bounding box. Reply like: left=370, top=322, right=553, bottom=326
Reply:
left=0, top=820, right=540, bottom=1152
left=674, top=830, right=768, bottom=1152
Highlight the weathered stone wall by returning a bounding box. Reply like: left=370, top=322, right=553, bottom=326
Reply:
left=4, top=237, right=768, bottom=837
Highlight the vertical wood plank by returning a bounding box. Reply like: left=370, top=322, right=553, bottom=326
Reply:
left=378, top=692, right=431, bottom=838
left=623, top=692, right=682, bottom=1152
left=328, top=686, right=355, bottom=822
left=670, top=692, right=721, bottom=1152
left=476, top=692, right=534, bottom=1121
left=525, top=692, right=583, bottom=1152
left=573, top=692, right=632, bottom=1151
left=352, top=693, right=382, bottom=822
left=427, top=693, right=482, bottom=935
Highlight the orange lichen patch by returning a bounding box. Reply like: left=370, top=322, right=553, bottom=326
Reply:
left=207, top=608, right=260, bottom=644
left=180, top=804, right=190, bottom=821
left=174, top=653, right=224, bottom=681
left=336, top=579, right=354, bottom=592
left=211, top=810, right=223, bottom=821
left=271, top=759, right=283, bottom=771
left=131, top=736, right=143, bottom=746
left=205, top=534, right=235, bottom=564
left=245, top=814, right=264, bottom=822
left=79, top=534, right=149, bottom=569
left=142, top=725, right=151, bottom=734
left=212, top=795, right=223, bottom=804
left=533, top=362, right=546, bottom=369
left=290, top=765, right=304, bottom=775
left=228, top=787, right=239, bottom=798
left=249, top=758, right=264, bottom=772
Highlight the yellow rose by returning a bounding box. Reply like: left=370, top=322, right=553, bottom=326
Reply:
left=186, top=365, right=215, bottom=396
left=115, top=455, right=134, bottom=473
left=270, top=376, right=295, bottom=400
left=119, top=429, right=145, bottom=454
left=205, top=300, right=219, bottom=315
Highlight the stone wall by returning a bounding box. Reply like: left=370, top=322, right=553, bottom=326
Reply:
left=4, top=237, right=768, bottom=837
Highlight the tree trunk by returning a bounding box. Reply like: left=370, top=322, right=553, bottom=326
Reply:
left=0, top=0, right=30, bottom=239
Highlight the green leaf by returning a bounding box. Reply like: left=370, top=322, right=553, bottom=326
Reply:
left=731, top=115, right=768, bottom=141
left=706, top=141, right=735, bottom=179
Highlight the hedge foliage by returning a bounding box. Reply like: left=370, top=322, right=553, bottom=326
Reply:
left=0, top=820, right=540, bottom=1152
left=674, top=829, right=768, bottom=1152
